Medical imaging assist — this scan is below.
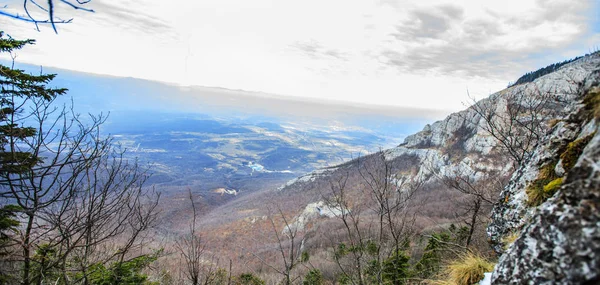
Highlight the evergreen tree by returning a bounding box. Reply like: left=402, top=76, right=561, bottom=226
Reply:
left=0, top=31, right=159, bottom=284
left=0, top=32, right=67, bottom=177
left=0, top=31, right=67, bottom=284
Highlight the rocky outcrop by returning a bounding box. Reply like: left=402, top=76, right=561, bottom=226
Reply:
left=489, top=62, right=600, bottom=283
left=276, top=52, right=600, bottom=284
left=280, top=54, right=598, bottom=194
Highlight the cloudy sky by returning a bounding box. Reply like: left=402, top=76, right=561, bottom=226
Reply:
left=1, top=0, right=599, bottom=112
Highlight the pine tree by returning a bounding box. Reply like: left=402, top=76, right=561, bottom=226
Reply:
left=0, top=31, right=67, bottom=177
left=0, top=31, right=159, bottom=285
left=0, top=31, right=68, bottom=284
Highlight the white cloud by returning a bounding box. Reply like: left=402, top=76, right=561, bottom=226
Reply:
left=1, top=0, right=597, bottom=112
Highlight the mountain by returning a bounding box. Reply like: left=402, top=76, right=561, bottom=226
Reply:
left=488, top=65, right=600, bottom=282
left=11, top=53, right=597, bottom=283
left=196, top=52, right=599, bottom=283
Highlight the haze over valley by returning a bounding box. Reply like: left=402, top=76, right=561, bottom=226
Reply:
left=16, top=64, right=437, bottom=210
left=1, top=1, right=599, bottom=284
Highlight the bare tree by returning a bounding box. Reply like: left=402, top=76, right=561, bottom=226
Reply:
left=1, top=0, right=95, bottom=33
left=1, top=98, right=160, bottom=284
left=176, top=188, right=215, bottom=285
left=435, top=167, right=506, bottom=249
left=356, top=151, right=420, bottom=285
left=259, top=205, right=306, bottom=285
left=0, top=39, right=160, bottom=284
left=469, top=84, right=566, bottom=167
left=321, top=171, right=368, bottom=285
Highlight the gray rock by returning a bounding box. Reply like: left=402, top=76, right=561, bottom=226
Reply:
left=492, top=124, right=600, bottom=284
left=489, top=58, right=600, bottom=284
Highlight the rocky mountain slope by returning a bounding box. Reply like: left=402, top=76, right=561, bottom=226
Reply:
left=284, top=54, right=598, bottom=191
left=488, top=67, right=600, bottom=282
left=154, top=53, right=599, bottom=283
left=275, top=52, right=600, bottom=283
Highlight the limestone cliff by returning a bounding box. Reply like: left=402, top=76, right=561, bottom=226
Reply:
left=278, top=52, right=600, bottom=284
left=488, top=67, right=600, bottom=283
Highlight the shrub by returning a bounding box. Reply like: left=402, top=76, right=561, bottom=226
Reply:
left=85, top=252, right=160, bottom=285
left=303, top=269, right=323, bottom=285
left=235, top=273, right=265, bottom=285
left=415, top=232, right=451, bottom=278
left=445, top=253, right=494, bottom=285
left=381, top=250, right=410, bottom=284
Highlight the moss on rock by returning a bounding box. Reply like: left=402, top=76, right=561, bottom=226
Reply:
left=543, top=177, right=563, bottom=194
left=582, top=86, right=600, bottom=120
left=560, top=133, right=595, bottom=171
left=526, top=162, right=559, bottom=207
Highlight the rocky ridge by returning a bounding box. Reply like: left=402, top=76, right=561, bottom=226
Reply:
left=281, top=55, right=597, bottom=194
left=278, top=53, right=600, bottom=283
left=489, top=66, right=600, bottom=282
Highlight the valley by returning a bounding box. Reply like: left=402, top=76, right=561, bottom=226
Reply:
left=1, top=2, right=599, bottom=284
left=1, top=35, right=598, bottom=285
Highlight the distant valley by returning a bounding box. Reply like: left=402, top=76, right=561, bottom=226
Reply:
left=9, top=63, right=443, bottom=208
left=105, top=111, right=397, bottom=197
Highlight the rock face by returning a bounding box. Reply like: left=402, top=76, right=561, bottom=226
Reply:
left=280, top=55, right=597, bottom=194
left=277, top=53, right=600, bottom=284
left=489, top=63, right=600, bottom=283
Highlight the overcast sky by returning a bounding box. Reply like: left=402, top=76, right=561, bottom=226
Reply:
left=1, top=0, right=599, bottom=112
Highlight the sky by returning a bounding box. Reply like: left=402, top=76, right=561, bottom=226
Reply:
left=1, top=0, right=599, bottom=113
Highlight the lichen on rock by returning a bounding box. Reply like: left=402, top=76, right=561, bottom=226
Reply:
left=488, top=55, right=600, bottom=284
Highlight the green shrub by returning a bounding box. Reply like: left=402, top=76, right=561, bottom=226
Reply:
left=382, top=250, right=410, bottom=284
left=82, top=251, right=161, bottom=285
left=415, top=232, right=451, bottom=278
left=303, top=269, right=323, bottom=285
left=235, top=273, right=265, bottom=285
left=337, top=274, right=352, bottom=285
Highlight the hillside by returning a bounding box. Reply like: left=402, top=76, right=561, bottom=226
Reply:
left=185, top=52, right=600, bottom=283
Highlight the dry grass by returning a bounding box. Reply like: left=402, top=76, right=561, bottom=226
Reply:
left=501, top=232, right=520, bottom=250
left=526, top=162, right=558, bottom=206
left=583, top=86, right=600, bottom=120
left=426, top=280, right=455, bottom=285
left=444, top=253, right=494, bottom=285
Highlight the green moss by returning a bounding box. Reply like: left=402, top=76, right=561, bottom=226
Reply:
left=543, top=178, right=563, bottom=194
left=560, top=133, right=595, bottom=171
left=526, top=162, right=559, bottom=207
left=582, top=86, right=600, bottom=121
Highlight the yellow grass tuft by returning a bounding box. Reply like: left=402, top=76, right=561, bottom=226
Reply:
left=425, top=280, right=455, bottom=285
left=445, top=253, right=495, bottom=285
